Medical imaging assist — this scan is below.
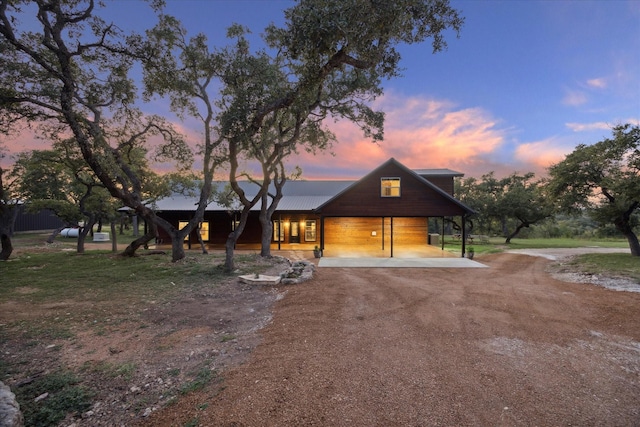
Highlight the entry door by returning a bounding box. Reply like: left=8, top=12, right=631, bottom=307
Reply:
left=289, top=221, right=300, bottom=243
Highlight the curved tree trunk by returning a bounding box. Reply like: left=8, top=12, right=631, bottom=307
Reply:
left=505, top=221, right=530, bottom=244
left=77, top=220, right=94, bottom=254
left=122, top=219, right=158, bottom=257
left=196, top=223, right=208, bottom=255
left=224, top=208, right=251, bottom=273
left=614, top=207, right=640, bottom=256
left=0, top=230, right=12, bottom=261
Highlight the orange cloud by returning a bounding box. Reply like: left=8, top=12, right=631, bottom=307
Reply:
left=514, top=139, right=568, bottom=170
left=290, top=93, right=507, bottom=178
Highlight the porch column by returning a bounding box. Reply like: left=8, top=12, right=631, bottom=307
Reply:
left=320, top=216, right=325, bottom=251
left=441, top=216, right=445, bottom=251
left=278, top=213, right=282, bottom=251
left=390, top=216, right=394, bottom=258
left=461, top=215, right=466, bottom=258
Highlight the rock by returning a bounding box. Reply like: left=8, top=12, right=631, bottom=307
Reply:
left=0, top=381, right=24, bottom=427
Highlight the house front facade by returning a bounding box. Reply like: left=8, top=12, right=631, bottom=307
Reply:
left=153, top=158, right=475, bottom=257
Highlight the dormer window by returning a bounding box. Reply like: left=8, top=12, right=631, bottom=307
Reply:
left=381, top=177, right=401, bottom=197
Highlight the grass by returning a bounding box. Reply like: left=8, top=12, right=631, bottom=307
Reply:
left=0, top=235, right=270, bottom=426
left=566, top=253, right=640, bottom=282
left=180, top=366, right=217, bottom=395
left=440, top=236, right=638, bottom=282
left=15, top=370, right=94, bottom=427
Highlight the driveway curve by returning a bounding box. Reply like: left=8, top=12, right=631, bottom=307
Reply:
left=144, top=252, right=640, bottom=426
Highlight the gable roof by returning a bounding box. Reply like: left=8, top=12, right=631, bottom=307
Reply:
left=149, top=158, right=473, bottom=215
left=314, top=158, right=475, bottom=215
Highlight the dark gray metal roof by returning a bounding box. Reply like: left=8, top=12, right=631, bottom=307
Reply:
left=413, top=168, right=464, bottom=177
left=150, top=165, right=467, bottom=213
left=152, top=180, right=355, bottom=212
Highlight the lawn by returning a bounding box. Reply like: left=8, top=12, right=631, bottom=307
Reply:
left=1, top=232, right=637, bottom=425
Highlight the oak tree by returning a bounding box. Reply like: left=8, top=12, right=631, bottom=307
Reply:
left=548, top=124, right=640, bottom=255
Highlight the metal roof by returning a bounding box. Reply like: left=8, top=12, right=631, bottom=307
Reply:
left=150, top=165, right=467, bottom=213
left=413, top=168, right=464, bottom=177
left=152, top=180, right=355, bottom=212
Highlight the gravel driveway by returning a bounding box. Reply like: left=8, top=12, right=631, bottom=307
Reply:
left=143, top=251, right=640, bottom=426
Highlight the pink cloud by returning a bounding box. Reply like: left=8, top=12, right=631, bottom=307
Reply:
left=514, top=139, right=568, bottom=170
left=290, top=93, right=507, bottom=178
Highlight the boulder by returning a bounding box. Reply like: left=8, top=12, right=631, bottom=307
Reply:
left=0, top=381, right=23, bottom=427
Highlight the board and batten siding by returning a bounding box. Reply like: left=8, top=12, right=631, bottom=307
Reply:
left=319, top=162, right=467, bottom=218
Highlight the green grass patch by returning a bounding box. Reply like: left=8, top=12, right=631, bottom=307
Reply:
left=0, top=251, right=232, bottom=305
left=15, top=370, right=94, bottom=427
left=497, top=237, right=628, bottom=249
left=82, top=360, right=138, bottom=382
left=443, top=236, right=629, bottom=256
left=180, top=366, right=217, bottom=395
left=566, top=253, right=640, bottom=282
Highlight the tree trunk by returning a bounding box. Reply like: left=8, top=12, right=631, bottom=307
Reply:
left=0, top=203, right=18, bottom=260
left=224, top=208, right=251, bottom=273
left=259, top=174, right=286, bottom=257
left=614, top=211, right=640, bottom=256
left=47, top=225, right=67, bottom=244
left=196, top=223, right=208, bottom=255
left=505, top=221, right=529, bottom=244
left=169, top=233, right=186, bottom=262
left=77, top=217, right=96, bottom=254
left=0, top=229, right=12, bottom=261
left=259, top=213, right=273, bottom=258
left=110, top=221, right=118, bottom=252
left=122, top=220, right=158, bottom=257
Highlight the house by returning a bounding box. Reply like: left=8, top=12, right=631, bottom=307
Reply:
left=153, top=158, right=475, bottom=257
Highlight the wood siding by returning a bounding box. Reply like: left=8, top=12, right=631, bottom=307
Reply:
left=324, top=217, right=428, bottom=249
left=319, top=162, right=467, bottom=217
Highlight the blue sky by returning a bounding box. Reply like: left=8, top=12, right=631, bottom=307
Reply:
left=6, top=0, right=640, bottom=179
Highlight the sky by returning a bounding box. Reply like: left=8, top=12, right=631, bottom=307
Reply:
left=3, top=0, right=640, bottom=180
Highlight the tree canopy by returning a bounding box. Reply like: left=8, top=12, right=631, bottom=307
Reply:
left=456, top=171, right=552, bottom=243
left=548, top=124, right=640, bottom=255
left=1, top=0, right=464, bottom=266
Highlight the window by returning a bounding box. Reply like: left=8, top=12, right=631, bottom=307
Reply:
left=381, top=177, right=401, bottom=197
left=305, top=220, right=317, bottom=242
left=178, top=221, right=209, bottom=241
left=273, top=220, right=285, bottom=242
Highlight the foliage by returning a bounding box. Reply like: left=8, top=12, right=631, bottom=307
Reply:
left=456, top=171, right=553, bottom=243
left=548, top=124, right=640, bottom=255
left=214, top=0, right=463, bottom=270
left=0, top=0, right=192, bottom=259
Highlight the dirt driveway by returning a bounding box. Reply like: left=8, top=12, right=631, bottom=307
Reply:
left=144, top=252, right=640, bottom=426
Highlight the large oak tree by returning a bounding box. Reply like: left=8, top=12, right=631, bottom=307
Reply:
left=548, top=124, right=640, bottom=255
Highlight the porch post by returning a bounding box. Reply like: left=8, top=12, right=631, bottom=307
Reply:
left=441, top=216, right=445, bottom=251
left=320, top=216, right=325, bottom=251
left=390, top=216, right=394, bottom=258
left=461, top=215, right=466, bottom=258
left=381, top=217, right=385, bottom=250
left=278, top=213, right=282, bottom=251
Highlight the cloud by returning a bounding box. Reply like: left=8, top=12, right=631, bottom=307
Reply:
left=586, top=78, right=607, bottom=89
left=565, top=121, right=612, bottom=132
left=290, top=92, right=509, bottom=179
left=562, top=89, right=588, bottom=106
left=514, top=138, right=569, bottom=170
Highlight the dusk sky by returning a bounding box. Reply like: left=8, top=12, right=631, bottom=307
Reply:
left=4, top=0, right=639, bottom=180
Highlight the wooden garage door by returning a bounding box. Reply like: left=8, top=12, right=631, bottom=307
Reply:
left=324, top=217, right=428, bottom=255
